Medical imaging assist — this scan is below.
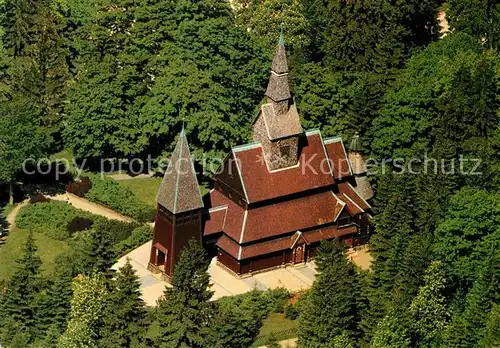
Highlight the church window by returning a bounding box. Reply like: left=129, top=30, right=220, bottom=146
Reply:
left=280, top=145, right=290, bottom=158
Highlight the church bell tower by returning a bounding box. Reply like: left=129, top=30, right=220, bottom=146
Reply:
left=148, top=128, right=204, bottom=280
left=252, top=33, right=304, bottom=171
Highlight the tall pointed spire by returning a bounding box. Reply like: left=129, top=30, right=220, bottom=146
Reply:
left=252, top=31, right=303, bottom=171
left=157, top=129, right=204, bottom=214
left=266, top=33, right=291, bottom=106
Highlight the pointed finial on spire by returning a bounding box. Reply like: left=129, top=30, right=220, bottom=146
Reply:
left=279, top=23, right=285, bottom=46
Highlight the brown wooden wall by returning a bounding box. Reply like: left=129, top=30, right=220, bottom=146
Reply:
left=150, top=205, right=174, bottom=266
left=150, top=205, right=203, bottom=277
left=170, top=209, right=202, bottom=276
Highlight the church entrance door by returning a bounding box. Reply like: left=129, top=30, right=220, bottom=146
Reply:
left=293, top=245, right=305, bottom=264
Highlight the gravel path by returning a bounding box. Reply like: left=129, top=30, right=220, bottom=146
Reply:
left=49, top=193, right=133, bottom=222
left=6, top=200, right=29, bottom=229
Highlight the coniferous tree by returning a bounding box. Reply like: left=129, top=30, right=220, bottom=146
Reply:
left=443, top=249, right=499, bottom=347
left=298, top=239, right=360, bottom=347
left=155, top=239, right=213, bottom=347
left=99, top=259, right=147, bottom=347
left=36, top=268, right=74, bottom=337
left=0, top=0, right=69, bottom=130
left=479, top=304, right=500, bottom=348
left=0, top=232, right=42, bottom=343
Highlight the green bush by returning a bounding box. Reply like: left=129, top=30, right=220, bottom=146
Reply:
left=284, top=303, right=299, bottom=320
left=262, top=288, right=292, bottom=313
left=16, top=201, right=93, bottom=240
left=92, top=218, right=140, bottom=244
left=113, top=225, right=154, bottom=257
left=86, top=175, right=156, bottom=222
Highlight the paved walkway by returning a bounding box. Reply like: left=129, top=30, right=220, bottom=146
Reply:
left=108, top=173, right=153, bottom=181
left=347, top=245, right=373, bottom=271
left=114, top=241, right=318, bottom=306
left=49, top=193, right=133, bottom=222
left=259, top=338, right=298, bottom=348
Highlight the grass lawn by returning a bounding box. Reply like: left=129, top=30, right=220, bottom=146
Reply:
left=117, top=177, right=210, bottom=208
left=252, top=313, right=298, bottom=347
left=0, top=226, right=69, bottom=282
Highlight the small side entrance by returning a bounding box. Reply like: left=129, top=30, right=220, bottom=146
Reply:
left=293, top=244, right=305, bottom=264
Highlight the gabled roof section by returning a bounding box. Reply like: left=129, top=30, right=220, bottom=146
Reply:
left=338, top=182, right=371, bottom=211
left=232, top=132, right=335, bottom=203
left=157, top=129, right=204, bottom=214
left=324, top=136, right=352, bottom=179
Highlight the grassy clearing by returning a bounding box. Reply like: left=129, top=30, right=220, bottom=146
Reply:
left=0, top=227, right=69, bottom=282
left=117, top=177, right=210, bottom=208
left=252, top=313, right=298, bottom=347
left=116, top=177, right=163, bottom=208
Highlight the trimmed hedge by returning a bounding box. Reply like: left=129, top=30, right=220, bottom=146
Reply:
left=16, top=201, right=145, bottom=245
left=86, top=175, right=156, bottom=222
left=16, top=201, right=93, bottom=240
left=114, top=225, right=154, bottom=257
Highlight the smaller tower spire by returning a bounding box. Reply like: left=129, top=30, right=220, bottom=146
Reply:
left=157, top=130, right=203, bottom=214
left=349, top=132, right=362, bottom=153
left=348, top=133, right=374, bottom=201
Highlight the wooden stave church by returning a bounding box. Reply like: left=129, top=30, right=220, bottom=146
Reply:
left=148, top=35, right=374, bottom=279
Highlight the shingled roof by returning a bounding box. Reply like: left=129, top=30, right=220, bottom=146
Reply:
left=271, top=33, right=288, bottom=74
left=265, top=34, right=292, bottom=103
left=157, top=129, right=203, bottom=214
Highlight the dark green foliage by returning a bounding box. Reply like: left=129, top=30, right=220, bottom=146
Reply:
left=114, top=225, right=154, bottom=257
left=208, top=289, right=276, bottom=347
left=262, top=287, right=291, bottom=313
left=372, top=32, right=495, bottom=160
left=99, top=259, right=147, bottom=347
left=448, top=0, right=500, bottom=49
left=298, top=239, right=360, bottom=347
left=16, top=200, right=92, bottom=240
left=141, top=0, right=268, bottom=162
left=284, top=303, right=299, bottom=320
left=92, top=218, right=141, bottom=244
left=433, top=187, right=500, bottom=293
left=0, top=0, right=70, bottom=130
left=0, top=232, right=42, bottom=344
left=35, top=268, right=74, bottom=337
left=0, top=96, right=51, bottom=204
left=443, top=247, right=499, bottom=347
left=64, top=0, right=148, bottom=159
left=81, top=227, right=118, bottom=276
left=155, top=239, right=213, bottom=347
left=294, top=64, right=352, bottom=137
left=86, top=175, right=155, bottom=222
